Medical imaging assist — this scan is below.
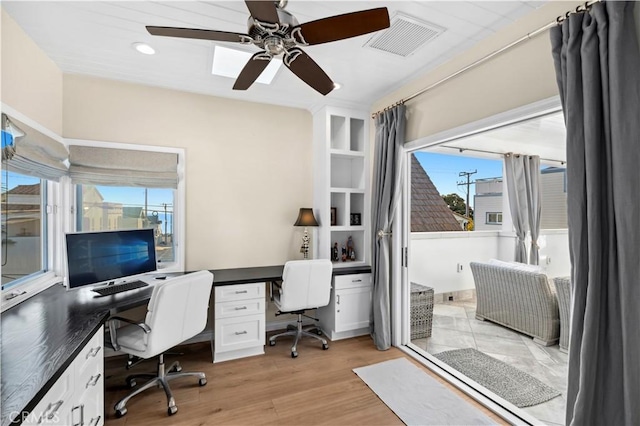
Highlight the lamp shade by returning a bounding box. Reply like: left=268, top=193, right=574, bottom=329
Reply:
left=294, top=208, right=319, bottom=227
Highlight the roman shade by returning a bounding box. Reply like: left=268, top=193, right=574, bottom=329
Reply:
left=69, top=145, right=178, bottom=189
left=1, top=113, right=69, bottom=181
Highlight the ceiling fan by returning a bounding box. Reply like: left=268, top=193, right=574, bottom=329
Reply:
left=146, top=0, right=390, bottom=95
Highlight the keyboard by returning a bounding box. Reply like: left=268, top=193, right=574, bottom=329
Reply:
left=93, top=280, right=149, bottom=296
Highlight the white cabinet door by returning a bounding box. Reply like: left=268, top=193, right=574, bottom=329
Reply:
left=335, top=286, right=372, bottom=333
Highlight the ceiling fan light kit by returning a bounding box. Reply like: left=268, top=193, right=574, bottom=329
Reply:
left=146, top=1, right=390, bottom=95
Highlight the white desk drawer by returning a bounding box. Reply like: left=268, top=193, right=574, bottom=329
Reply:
left=215, top=298, right=265, bottom=319
left=22, top=364, right=73, bottom=425
left=215, top=282, right=265, bottom=302
left=76, top=326, right=103, bottom=374
left=215, top=314, right=265, bottom=353
left=334, top=273, right=371, bottom=290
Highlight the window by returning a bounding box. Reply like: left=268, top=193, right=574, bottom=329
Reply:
left=1, top=171, right=47, bottom=289
left=486, top=212, right=502, bottom=225
left=76, top=185, right=176, bottom=265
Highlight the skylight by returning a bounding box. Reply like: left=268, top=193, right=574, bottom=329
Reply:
left=211, top=45, right=282, bottom=85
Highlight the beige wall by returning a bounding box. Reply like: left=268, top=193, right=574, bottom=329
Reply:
left=371, top=1, right=582, bottom=143
left=63, top=75, right=313, bottom=270
left=1, top=9, right=63, bottom=134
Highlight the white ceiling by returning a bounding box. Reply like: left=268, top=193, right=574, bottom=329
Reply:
left=3, top=1, right=546, bottom=111
left=423, top=111, right=567, bottom=164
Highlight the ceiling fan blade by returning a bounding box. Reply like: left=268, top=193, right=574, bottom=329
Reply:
left=233, top=53, right=272, bottom=90
left=245, top=1, right=279, bottom=23
left=146, top=26, right=250, bottom=43
left=296, top=8, right=390, bottom=45
left=284, top=48, right=334, bottom=96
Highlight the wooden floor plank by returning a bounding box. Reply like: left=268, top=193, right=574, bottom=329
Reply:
left=104, top=334, right=505, bottom=425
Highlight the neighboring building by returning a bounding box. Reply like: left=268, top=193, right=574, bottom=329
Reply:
left=474, top=167, right=568, bottom=231
left=474, top=178, right=503, bottom=231
left=411, top=154, right=462, bottom=232
left=451, top=212, right=472, bottom=231
left=1, top=183, right=40, bottom=237
left=80, top=185, right=124, bottom=231
left=123, top=206, right=145, bottom=229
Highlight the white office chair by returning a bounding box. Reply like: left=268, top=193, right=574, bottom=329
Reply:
left=269, top=259, right=332, bottom=358
left=108, top=270, right=214, bottom=417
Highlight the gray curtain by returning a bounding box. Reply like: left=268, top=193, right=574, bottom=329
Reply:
left=551, top=2, right=640, bottom=425
left=371, top=105, right=405, bottom=350
left=504, top=153, right=529, bottom=263
left=524, top=155, right=541, bottom=265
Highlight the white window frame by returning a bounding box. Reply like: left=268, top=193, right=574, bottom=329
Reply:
left=1, top=105, right=64, bottom=312
left=486, top=212, right=503, bottom=225
left=65, top=139, right=186, bottom=277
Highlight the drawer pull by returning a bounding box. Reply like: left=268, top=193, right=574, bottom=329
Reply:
left=39, top=399, right=64, bottom=423
left=86, top=373, right=102, bottom=388
left=234, top=306, right=248, bottom=311
left=234, top=290, right=248, bottom=294
left=71, top=404, right=84, bottom=426
left=336, top=294, right=341, bottom=304
left=234, top=330, right=248, bottom=335
left=89, top=416, right=102, bottom=426
left=86, top=345, right=102, bottom=359
left=352, top=279, right=362, bottom=283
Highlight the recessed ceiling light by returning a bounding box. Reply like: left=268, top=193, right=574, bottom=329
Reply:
left=212, top=45, right=282, bottom=85
left=132, top=42, right=155, bottom=55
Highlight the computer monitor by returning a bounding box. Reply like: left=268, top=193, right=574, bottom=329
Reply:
left=65, top=228, right=157, bottom=289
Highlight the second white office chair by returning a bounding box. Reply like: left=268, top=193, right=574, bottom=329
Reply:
left=108, top=270, right=214, bottom=417
left=269, top=259, right=332, bottom=358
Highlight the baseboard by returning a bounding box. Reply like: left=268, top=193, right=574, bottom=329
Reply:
left=434, top=289, right=476, bottom=304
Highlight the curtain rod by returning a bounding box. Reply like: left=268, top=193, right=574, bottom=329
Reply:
left=438, top=144, right=566, bottom=165
left=371, top=0, right=600, bottom=119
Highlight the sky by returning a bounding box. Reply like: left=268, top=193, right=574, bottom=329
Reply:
left=413, top=151, right=503, bottom=208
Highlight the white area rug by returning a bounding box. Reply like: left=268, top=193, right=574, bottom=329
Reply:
left=353, top=358, right=496, bottom=426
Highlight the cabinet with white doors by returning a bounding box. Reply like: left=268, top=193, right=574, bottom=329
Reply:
left=313, top=107, right=370, bottom=268
left=22, top=326, right=104, bottom=426
left=317, top=273, right=372, bottom=340
left=213, top=282, right=266, bottom=363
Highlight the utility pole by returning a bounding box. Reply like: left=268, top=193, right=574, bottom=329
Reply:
left=457, top=170, right=477, bottom=219
left=162, top=203, right=168, bottom=245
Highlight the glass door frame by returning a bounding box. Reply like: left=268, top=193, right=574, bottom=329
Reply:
left=392, top=96, right=563, bottom=425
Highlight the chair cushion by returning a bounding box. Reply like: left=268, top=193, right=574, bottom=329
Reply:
left=116, top=324, right=148, bottom=353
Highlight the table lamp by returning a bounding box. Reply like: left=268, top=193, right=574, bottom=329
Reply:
left=294, top=208, right=319, bottom=259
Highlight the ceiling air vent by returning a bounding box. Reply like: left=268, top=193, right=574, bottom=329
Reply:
left=364, top=12, right=445, bottom=57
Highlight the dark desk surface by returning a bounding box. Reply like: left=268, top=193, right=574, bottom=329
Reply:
left=0, top=264, right=370, bottom=425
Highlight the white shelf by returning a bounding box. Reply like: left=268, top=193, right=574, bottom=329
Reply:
left=314, top=107, right=370, bottom=265
left=330, top=149, right=365, bottom=159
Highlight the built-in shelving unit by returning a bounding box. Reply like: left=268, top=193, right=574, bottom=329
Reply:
left=313, top=107, right=370, bottom=268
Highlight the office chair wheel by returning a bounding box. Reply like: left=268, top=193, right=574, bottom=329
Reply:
left=168, top=406, right=178, bottom=416
left=115, top=407, right=127, bottom=418
left=322, top=343, right=329, bottom=350
left=291, top=351, right=298, bottom=358
left=269, top=340, right=276, bottom=346
left=199, top=378, right=207, bottom=386
left=126, top=378, right=136, bottom=388
left=170, top=365, right=182, bottom=373
left=316, top=329, right=323, bottom=335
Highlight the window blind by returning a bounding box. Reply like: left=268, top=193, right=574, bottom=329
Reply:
left=1, top=113, right=69, bottom=181
left=69, top=145, right=178, bottom=189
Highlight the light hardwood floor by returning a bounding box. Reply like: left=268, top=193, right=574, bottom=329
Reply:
left=104, top=334, right=506, bottom=425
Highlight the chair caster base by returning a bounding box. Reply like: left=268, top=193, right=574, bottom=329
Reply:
left=126, top=378, right=136, bottom=388
left=269, top=340, right=276, bottom=346
left=168, top=406, right=178, bottom=416
left=291, top=351, right=298, bottom=358
left=115, top=408, right=127, bottom=418
left=199, top=378, right=207, bottom=386
left=322, top=343, right=329, bottom=350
